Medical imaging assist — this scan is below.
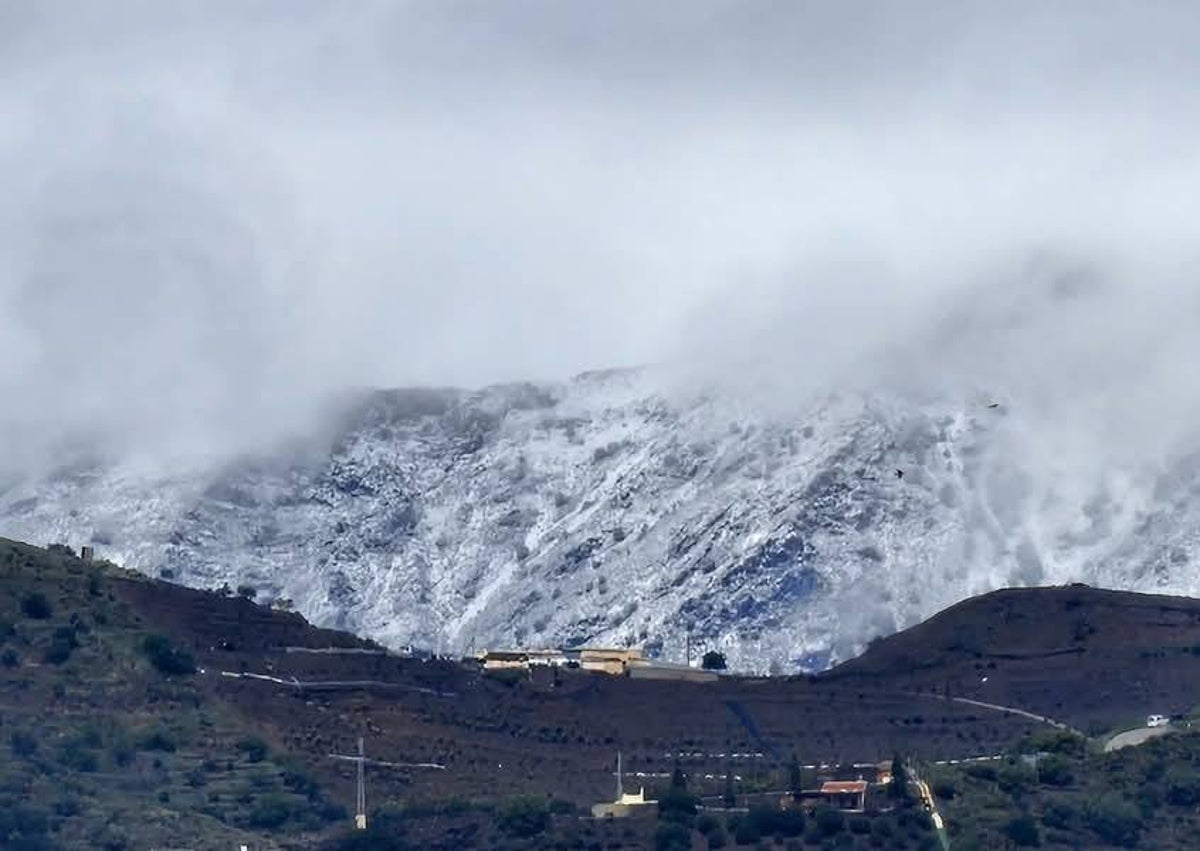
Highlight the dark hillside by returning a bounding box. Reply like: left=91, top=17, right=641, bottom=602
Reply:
left=9, top=537, right=1200, bottom=848
left=0, top=538, right=347, bottom=850
left=827, top=584, right=1200, bottom=733
left=112, top=567, right=1044, bottom=803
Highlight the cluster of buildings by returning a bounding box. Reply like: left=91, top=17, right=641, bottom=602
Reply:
left=590, top=757, right=897, bottom=820
left=782, top=761, right=894, bottom=813
left=475, top=646, right=720, bottom=682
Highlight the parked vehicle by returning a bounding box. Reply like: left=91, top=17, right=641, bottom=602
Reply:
left=1147, top=714, right=1170, bottom=728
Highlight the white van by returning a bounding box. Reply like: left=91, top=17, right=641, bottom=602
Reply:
left=1147, top=714, right=1170, bottom=728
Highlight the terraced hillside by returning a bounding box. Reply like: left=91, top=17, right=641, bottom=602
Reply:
left=828, top=584, right=1200, bottom=734
left=7, top=536, right=1200, bottom=848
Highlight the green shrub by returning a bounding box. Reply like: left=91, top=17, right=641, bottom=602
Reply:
left=496, top=796, right=550, bottom=838
left=654, top=820, right=692, bottom=851
left=997, top=762, right=1034, bottom=796
left=1037, top=755, right=1074, bottom=787
left=1165, top=766, right=1200, bottom=807
left=142, top=634, right=195, bottom=676
left=1083, top=793, right=1142, bottom=847
left=932, top=777, right=958, bottom=799
left=21, top=592, right=52, bottom=620
left=281, top=766, right=321, bottom=799
left=732, top=814, right=761, bottom=845
left=1022, top=730, right=1086, bottom=756
left=0, top=803, right=50, bottom=843
left=657, top=786, right=699, bottom=825
left=138, top=729, right=178, bottom=753
left=1005, top=814, right=1041, bottom=847
left=247, top=793, right=294, bottom=829
left=58, top=737, right=99, bottom=772
left=10, top=730, right=38, bottom=758
left=54, top=795, right=83, bottom=817
left=965, top=762, right=998, bottom=782
left=43, top=625, right=79, bottom=665
left=1042, top=799, right=1078, bottom=829
left=736, top=805, right=805, bottom=839
left=111, top=738, right=136, bottom=767
left=236, top=736, right=268, bottom=763
left=814, top=806, right=845, bottom=837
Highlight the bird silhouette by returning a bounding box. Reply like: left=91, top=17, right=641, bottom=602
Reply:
left=895, top=469, right=904, bottom=480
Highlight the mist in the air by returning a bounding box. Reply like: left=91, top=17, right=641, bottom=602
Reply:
left=2, top=1, right=1199, bottom=477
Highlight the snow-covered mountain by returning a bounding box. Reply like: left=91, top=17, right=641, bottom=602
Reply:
left=3, top=365, right=1198, bottom=672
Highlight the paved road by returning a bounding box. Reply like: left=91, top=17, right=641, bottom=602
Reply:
left=948, top=696, right=1084, bottom=736
left=907, top=691, right=1084, bottom=737
left=1104, top=726, right=1177, bottom=752
left=217, top=669, right=456, bottom=697
left=911, top=771, right=951, bottom=851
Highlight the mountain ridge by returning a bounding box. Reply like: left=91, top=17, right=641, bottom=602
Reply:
left=3, top=368, right=1199, bottom=671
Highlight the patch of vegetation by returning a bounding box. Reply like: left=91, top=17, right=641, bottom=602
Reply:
left=236, top=736, right=269, bottom=763
left=141, top=633, right=196, bottom=675
left=496, top=796, right=550, bottom=839
left=0, top=538, right=348, bottom=849
left=938, top=730, right=1200, bottom=849
left=21, top=591, right=52, bottom=620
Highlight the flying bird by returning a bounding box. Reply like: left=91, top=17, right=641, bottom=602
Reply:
left=895, top=469, right=904, bottom=480
left=986, top=402, right=1001, bottom=409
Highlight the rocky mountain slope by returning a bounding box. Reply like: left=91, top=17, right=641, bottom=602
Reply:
left=3, top=366, right=1199, bottom=672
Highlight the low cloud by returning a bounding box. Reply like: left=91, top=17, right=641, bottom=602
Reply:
left=2, top=1, right=1199, bottom=472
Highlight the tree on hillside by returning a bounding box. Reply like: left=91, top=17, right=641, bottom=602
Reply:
left=890, top=754, right=912, bottom=803
left=21, top=592, right=52, bottom=620
left=142, top=634, right=196, bottom=676
left=671, top=760, right=687, bottom=790
left=788, top=753, right=803, bottom=794
left=702, top=650, right=727, bottom=670
left=723, top=762, right=737, bottom=808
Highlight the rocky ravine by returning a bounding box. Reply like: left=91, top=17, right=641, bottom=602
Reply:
left=2, top=367, right=1197, bottom=672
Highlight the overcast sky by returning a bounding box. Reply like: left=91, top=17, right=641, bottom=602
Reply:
left=2, top=1, right=1200, bottom=463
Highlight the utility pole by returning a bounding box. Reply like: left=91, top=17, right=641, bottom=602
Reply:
left=686, top=625, right=692, bottom=667
left=328, top=737, right=448, bottom=830
left=616, top=750, right=623, bottom=800
left=355, top=737, right=366, bottom=829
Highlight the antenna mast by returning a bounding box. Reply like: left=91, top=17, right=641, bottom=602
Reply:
left=327, top=737, right=448, bottom=831
left=356, top=737, right=366, bottom=829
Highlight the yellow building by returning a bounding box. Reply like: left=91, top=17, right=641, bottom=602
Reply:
left=578, top=647, right=645, bottom=675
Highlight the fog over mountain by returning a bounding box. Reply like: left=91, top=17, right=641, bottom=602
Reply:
left=3, top=3, right=1200, bottom=667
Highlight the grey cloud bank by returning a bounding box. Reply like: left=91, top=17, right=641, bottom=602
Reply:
left=1, top=1, right=1199, bottom=470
